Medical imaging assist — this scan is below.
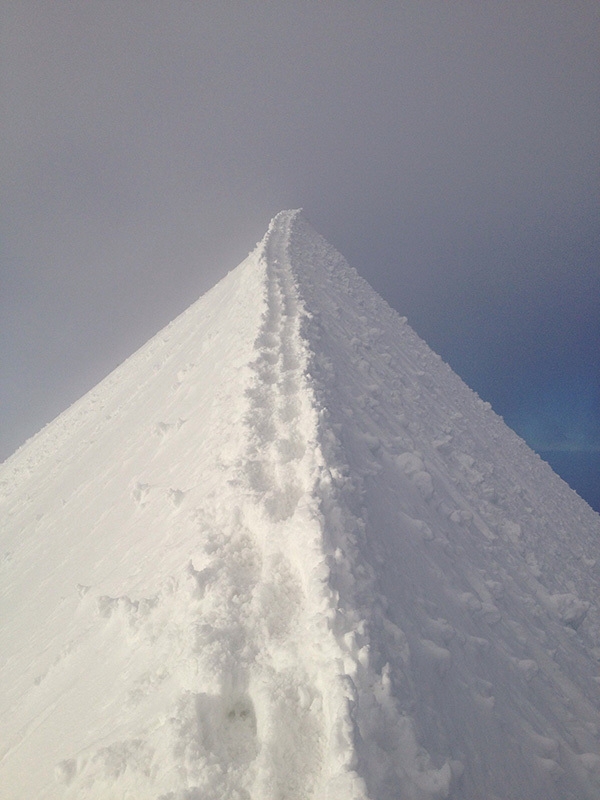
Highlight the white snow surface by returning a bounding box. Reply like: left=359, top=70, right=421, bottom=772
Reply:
left=1, top=210, right=600, bottom=799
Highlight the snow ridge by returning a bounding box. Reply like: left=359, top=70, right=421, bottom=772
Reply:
left=236, top=210, right=367, bottom=798
left=1, top=210, right=600, bottom=800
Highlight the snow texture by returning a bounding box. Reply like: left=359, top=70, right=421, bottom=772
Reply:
left=1, top=210, right=600, bottom=799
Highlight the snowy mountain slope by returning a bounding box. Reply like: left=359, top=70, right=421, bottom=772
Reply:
left=1, top=210, right=599, bottom=799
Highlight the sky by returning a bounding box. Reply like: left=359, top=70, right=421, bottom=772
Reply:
left=2, top=1, right=599, bottom=509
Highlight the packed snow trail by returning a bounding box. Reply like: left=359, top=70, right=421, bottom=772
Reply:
left=1, top=211, right=600, bottom=799
left=234, top=212, right=371, bottom=798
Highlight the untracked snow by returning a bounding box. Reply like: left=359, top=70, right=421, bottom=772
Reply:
left=1, top=210, right=599, bottom=799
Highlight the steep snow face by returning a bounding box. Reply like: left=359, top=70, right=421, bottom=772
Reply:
left=286, top=212, right=600, bottom=799
left=1, top=210, right=600, bottom=800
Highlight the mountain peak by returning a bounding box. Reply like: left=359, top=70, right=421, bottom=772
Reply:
left=259, top=208, right=303, bottom=250
left=1, top=214, right=599, bottom=799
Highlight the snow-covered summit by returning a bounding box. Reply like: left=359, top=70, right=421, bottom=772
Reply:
left=1, top=210, right=599, bottom=799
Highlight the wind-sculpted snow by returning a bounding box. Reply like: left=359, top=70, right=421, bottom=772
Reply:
left=1, top=211, right=600, bottom=799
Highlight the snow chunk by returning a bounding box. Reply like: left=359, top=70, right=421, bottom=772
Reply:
left=396, top=452, right=434, bottom=500
left=545, top=592, right=590, bottom=629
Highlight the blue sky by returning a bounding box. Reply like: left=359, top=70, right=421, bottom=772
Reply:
left=2, top=1, right=599, bottom=509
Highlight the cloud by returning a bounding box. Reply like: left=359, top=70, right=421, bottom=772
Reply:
left=2, top=1, right=599, bottom=473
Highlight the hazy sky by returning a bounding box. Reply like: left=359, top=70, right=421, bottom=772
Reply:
left=2, top=2, right=599, bottom=507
